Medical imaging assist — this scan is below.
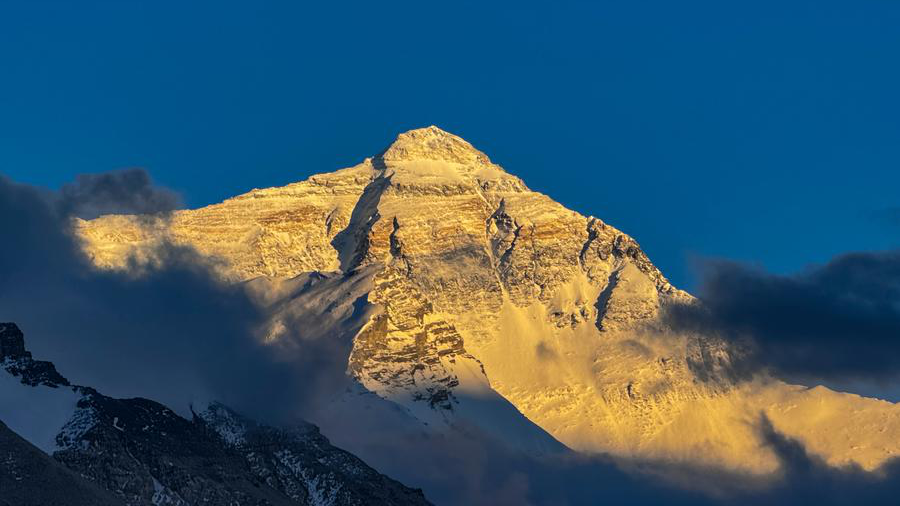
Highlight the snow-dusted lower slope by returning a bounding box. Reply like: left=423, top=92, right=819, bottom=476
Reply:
left=0, top=323, right=431, bottom=506
left=77, top=126, right=900, bottom=474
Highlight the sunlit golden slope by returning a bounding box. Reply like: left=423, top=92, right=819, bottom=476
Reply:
left=78, top=126, right=900, bottom=472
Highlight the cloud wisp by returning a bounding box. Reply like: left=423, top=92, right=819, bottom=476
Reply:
left=666, top=252, right=900, bottom=382
left=56, top=168, right=182, bottom=219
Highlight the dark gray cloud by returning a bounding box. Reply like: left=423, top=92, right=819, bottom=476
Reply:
left=666, top=252, right=900, bottom=382
left=56, top=168, right=181, bottom=219
left=0, top=173, right=351, bottom=424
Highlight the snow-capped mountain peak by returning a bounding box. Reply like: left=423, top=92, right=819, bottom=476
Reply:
left=380, top=125, right=493, bottom=166
left=75, top=128, right=900, bottom=478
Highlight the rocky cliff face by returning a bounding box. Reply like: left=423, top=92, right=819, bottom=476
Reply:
left=0, top=323, right=69, bottom=388
left=198, top=402, right=430, bottom=506
left=77, top=126, right=900, bottom=474
left=0, top=323, right=430, bottom=506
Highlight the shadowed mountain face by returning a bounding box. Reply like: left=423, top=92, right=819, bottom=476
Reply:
left=0, top=323, right=430, bottom=506
left=0, top=418, right=123, bottom=506
left=76, top=127, right=900, bottom=476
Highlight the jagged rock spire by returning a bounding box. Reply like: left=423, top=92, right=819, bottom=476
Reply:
left=0, top=322, right=27, bottom=361
left=0, top=322, right=70, bottom=387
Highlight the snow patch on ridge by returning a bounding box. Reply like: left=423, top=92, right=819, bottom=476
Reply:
left=195, top=401, right=248, bottom=447
left=0, top=366, right=80, bottom=453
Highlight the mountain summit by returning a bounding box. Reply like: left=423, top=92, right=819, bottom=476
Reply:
left=77, top=128, right=900, bottom=478
left=370, top=126, right=522, bottom=194
left=379, top=126, right=493, bottom=166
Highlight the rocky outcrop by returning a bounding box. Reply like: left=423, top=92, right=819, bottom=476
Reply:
left=199, top=402, right=430, bottom=506
left=349, top=261, right=482, bottom=414
left=0, top=323, right=69, bottom=388
left=53, top=392, right=298, bottom=506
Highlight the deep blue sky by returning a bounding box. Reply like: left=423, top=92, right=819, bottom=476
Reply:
left=2, top=1, right=898, bottom=290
